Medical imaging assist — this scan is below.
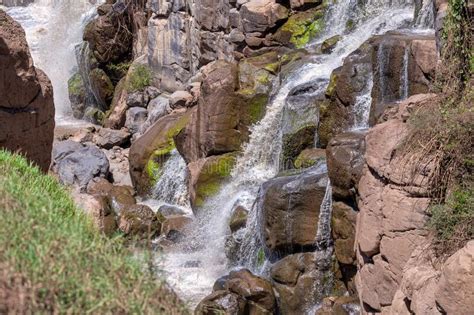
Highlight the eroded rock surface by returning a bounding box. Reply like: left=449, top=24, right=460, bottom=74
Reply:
left=0, top=11, right=55, bottom=172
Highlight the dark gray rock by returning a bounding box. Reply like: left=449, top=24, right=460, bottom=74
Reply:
left=52, top=140, right=109, bottom=191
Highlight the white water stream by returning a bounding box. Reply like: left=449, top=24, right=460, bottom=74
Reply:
left=4, top=0, right=100, bottom=123
left=157, top=1, right=416, bottom=307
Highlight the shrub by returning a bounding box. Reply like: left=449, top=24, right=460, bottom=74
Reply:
left=402, top=0, right=473, bottom=256
left=127, top=64, right=152, bottom=92
left=0, top=150, right=187, bottom=314
left=429, top=186, right=474, bottom=256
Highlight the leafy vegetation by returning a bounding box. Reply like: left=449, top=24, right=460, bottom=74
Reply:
left=127, top=64, right=152, bottom=92
left=403, top=0, right=473, bottom=255
left=429, top=187, right=474, bottom=255
left=0, top=151, right=187, bottom=314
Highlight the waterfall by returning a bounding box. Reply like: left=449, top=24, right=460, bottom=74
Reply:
left=400, top=46, right=410, bottom=100
left=4, top=0, right=101, bottom=123
left=152, top=150, right=191, bottom=209
left=415, top=0, right=435, bottom=29
left=352, top=73, right=374, bottom=130
left=315, top=180, right=333, bottom=250
left=158, top=1, right=416, bottom=305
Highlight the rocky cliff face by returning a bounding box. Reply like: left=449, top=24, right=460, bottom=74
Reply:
left=0, top=10, right=54, bottom=172
left=353, top=94, right=474, bottom=314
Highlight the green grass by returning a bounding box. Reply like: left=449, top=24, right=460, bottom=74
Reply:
left=0, top=150, right=187, bottom=314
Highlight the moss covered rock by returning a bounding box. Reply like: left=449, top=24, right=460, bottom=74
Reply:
left=294, top=148, right=326, bottom=169
left=68, top=73, right=86, bottom=119
left=189, top=153, right=237, bottom=209
left=273, top=7, right=326, bottom=48
left=129, top=111, right=192, bottom=194
left=321, top=35, right=342, bottom=54
left=281, top=124, right=317, bottom=169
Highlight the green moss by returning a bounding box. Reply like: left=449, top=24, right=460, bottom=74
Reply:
left=256, top=248, right=265, bottom=267
left=264, top=62, right=280, bottom=74
left=346, top=19, right=355, bottom=31
left=195, top=153, right=237, bottom=207
left=126, top=64, right=152, bottom=92
left=107, top=62, right=131, bottom=78
left=256, top=72, right=270, bottom=85
left=248, top=94, right=268, bottom=124
left=278, top=8, right=326, bottom=48
left=68, top=73, right=85, bottom=97
left=146, top=143, right=175, bottom=185
left=294, top=152, right=324, bottom=169
left=326, top=72, right=339, bottom=98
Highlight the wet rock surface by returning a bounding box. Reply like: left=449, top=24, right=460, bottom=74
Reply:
left=196, top=269, right=276, bottom=315
left=260, top=167, right=328, bottom=256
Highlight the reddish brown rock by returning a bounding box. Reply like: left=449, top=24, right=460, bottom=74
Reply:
left=73, top=193, right=117, bottom=236
left=355, top=94, right=438, bottom=313
left=260, top=168, right=328, bottom=255
left=435, top=241, right=474, bottom=314
left=118, top=204, right=162, bottom=237
left=175, top=61, right=243, bottom=163
left=326, top=131, right=366, bottom=200
left=0, top=11, right=55, bottom=172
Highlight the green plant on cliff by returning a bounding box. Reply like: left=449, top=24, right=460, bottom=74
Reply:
left=127, top=64, right=152, bottom=92
left=403, top=0, right=473, bottom=256
left=0, top=151, right=187, bottom=314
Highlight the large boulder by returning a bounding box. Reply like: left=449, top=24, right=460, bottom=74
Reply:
left=240, top=0, right=288, bottom=33
left=104, top=58, right=152, bottom=129
left=128, top=110, right=192, bottom=194
left=188, top=153, right=237, bottom=209
left=83, top=4, right=132, bottom=65
left=270, top=253, right=334, bottom=314
left=52, top=141, right=110, bottom=191
left=435, top=241, right=474, bottom=314
left=0, top=11, right=55, bottom=172
left=176, top=60, right=266, bottom=163
left=196, top=269, right=276, bottom=314
left=326, top=131, right=366, bottom=201
left=259, top=167, right=328, bottom=256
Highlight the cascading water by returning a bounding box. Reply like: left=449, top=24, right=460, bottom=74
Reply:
left=400, top=46, right=410, bottom=100
left=152, top=150, right=191, bottom=209
left=157, top=0, right=416, bottom=306
left=415, top=0, right=435, bottom=29
left=352, top=74, right=374, bottom=130
left=4, top=0, right=101, bottom=122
